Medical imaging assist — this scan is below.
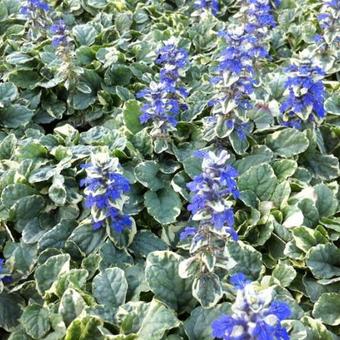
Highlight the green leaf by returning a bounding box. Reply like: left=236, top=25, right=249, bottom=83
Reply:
left=68, top=224, right=106, bottom=255
left=229, top=130, right=249, bottom=155
left=123, top=100, right=143, bottom=134
left=0, top=104, right=33, bottom=128
left=48, top=175, right=67, bottom=206
left=224, top=242, right=263, bottom=279
left=21, top=304, right=50, bottom=339
left=298, top=199, right=319, bottom=228
left=307, top=244, right=340, bottom=279
left=265, top=128, right=309, bottom=157
left=0, top=133, right=16, bottom=159
left=15, top=195, right=46, bottom=221
left=71, top=91, right=96, bottom=110
left=99, top=241, right=133, bottom=270
left=88, top=0, right=107, bottom=8
left=184, top=303, right=231, bottom=340
left=324, top=94, right=340, bottom=115
left=144, top=187, right=182, bottom=224
left=0, top=82, right=17, bottom=104
left=313, top=293, right=340, bottom=326
left=59, top=288, right=87, bottom=326
left=304, top=153, right=339, bottom=180
left=182, top=156, right=202, bottom=178
left=135, top=161, right=164, bottom=191
left=320, top=217, right=340, bottom=233
left=0, top=293, right=24, bottom=332
left=302, top=316, right=334, bottom=340
left=72, top=24, right=97, bottom=46
left=18, top=144, right=47, bottom=161
left=292, top=226, right=328, bottom=253
left=271, top=180, right=291, bottom=208
left=11, top=242, right=37, bottom=275
left=38, top=220, right=76, bottom=252
left=145, top=251, right=195, bottom=312
left=1, top=184, right=36, bottom=208
left=34, top=254, right=71, bottom=296
left=234, top=146, right=273, bottom=175
left=271, top=263, right=296, bottom=287
left=8, top=70, right=40, bottom=89
left=192, top=273, right=223, bottom=308
left=115, top=12, right=133, bottom=34
left=92, top=268, right=128, bottom=309
left=55, top=269, right=89, bottom=297
left=130, top=230, right=168, bottom=258
left=238, top=164, right=277, bottom=201
left=137, top=300, right=180, bottom=340
left=7, top=329, right=32, bottom=340
left=6, top=52, right=33, bottom=65
left=314, top=184, right=338, bottom=218
left=117, top=301, right=149, bottom=334
left=65, top=316, right=103, bottom=340
left=105, top=64, right=132, bottom=86
left=272, top=159, right=297, bottom=180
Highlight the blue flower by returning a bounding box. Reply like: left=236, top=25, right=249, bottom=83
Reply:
left=137, top=82, right=187, bottom=132
left=81, top=153, right=132, bottom=233
left=137, top=41, right=189, bottom=135
left=280, top=62, right=325, bottom=125
left=194, top=0, right=219, bottom=16
left=0, top=258, right=12, bottom=284
left=208, top=1, right=277, bottom=139
left=20, top=0, right=49, bottom=15
left=229, top=273, right=251, bottom=289
left=212, top=274, right=291, bottom=340
left=186, top=150, right=239, bottom=241
left=315, top=0, right=340, bottom=47
left=156, top=44, right=188, bottom=87
left=50, top=19, right=69, bottom=48
left=180, top=226, right=197, bottom=240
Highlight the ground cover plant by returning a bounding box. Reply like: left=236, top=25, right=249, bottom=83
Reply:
left=0, top=0, right=339, bottom=339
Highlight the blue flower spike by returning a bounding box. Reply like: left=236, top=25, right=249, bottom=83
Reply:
left=137, top=38, right=189, bottom=136
left=280, top=60, right=325, bottom=127
left=212, top=274, right=291, bottom=339
left=50, top=19, right=70, bottom=48
left=181, top=150, right=239, bottom=243
left=80, top=152, right=132, bottom=233
left=207, top=0, right=278, bottom=140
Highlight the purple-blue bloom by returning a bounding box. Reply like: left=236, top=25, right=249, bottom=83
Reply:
left=0, top=258, right=12, bottom=284
left=137, top=82, right=188, bottom=133
left=137, top=41, right=189, bottom=135
left=194, top=0, right=219, bottom=16
left=314, top=0, right=340, bottom=46
left=186, top=150, right=239, bottom=241
left=212, top=274, right=291, bottom=340
left=80, top=154, right=132, bottom=233
left=0, top=258, right=4, bottom=274
left=50, top=19, right=69, bottom=48
left=280, top=62, right=325, bottom=125
left=156, top=44, right=189, bottom=87
left=20, top=0, right=50, bottom=15
left=229, top=273, right=251, bottom=289
left=180, top=226, right=197, bottom=240
left=207, top=0, right=277, bottom=140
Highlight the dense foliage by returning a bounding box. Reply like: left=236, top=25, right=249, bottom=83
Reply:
left=0, top=0, right=339, bottom=339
